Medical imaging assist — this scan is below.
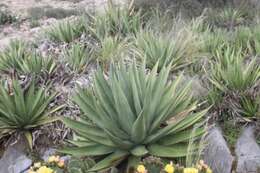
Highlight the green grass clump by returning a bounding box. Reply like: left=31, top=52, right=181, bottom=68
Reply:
left=0, top=8, right=16, bottom=25
left=64, top=43, right=93, bottom=73
left=97, top=36, right=130, bottom=66
left=88, top=3, right=143, bottom=39
left=0, top=40, right=57, bottom=76
left=134, top=29, right=201, bottom=71
left=45, top=20, right=85, bottom=43
left=27, top=6, right=79, bottom=20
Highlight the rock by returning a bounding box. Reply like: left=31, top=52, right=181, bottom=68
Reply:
left=177, top=75, right=208, bottom=98
left=203, top=126, right=234, bottom=173
left=42, top=148, right=56, bottom=162
left=0, top=137, right=32, bottom=173
left=235, top=126, right=260, bottom=173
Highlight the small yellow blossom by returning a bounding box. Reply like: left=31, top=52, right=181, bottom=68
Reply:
left=54, top=156, right=60, bottom=162
left=57, top=159, right=65, bottom=168
left=48, top=156, right=56, bottom=163
left=183, top=168, right=199, bottom=173
left=137, top=164, right=146, bottom=173
left=206, top=168, right=213, bottom=173
left=37, top=166, right=53, bottom=173
left=164, top=163, right=174, bottom=173
left=34, top=162, right=41, bottom=168
left=28, top=170, right=37, bottom=173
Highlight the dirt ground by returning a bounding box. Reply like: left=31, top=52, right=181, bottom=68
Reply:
left=0, top=0, right=111, bottom=49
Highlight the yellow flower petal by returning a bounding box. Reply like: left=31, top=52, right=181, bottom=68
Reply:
left=37, top=166, right=53, bottom=173
left=206, top=168, right=213, bottom=173
left=48, top=156, right=56, bottom=163
left=183, top=167, right=199, bottom=173
left=137, top=164, right=146, bottom=173
left=164, top=163, right=174, bottom=173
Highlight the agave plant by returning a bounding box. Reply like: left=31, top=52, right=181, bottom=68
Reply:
left=45, top=20, right=85, bottom=43
left=20, top=53, right=57, bottom=75
left=0, top=39, right=28, bottom=73
left=0, top=40, right=57, bottom=76
left=61, top=62, right=207, bottom=172
left=0, top=80, right=64, bottom=148
left=88, top=2, right=142, bottom=40
left=210, top=48, right=260, bottom=92
left=97, top=36, right=129, bottom=66
left=134, top=30, right=200, bottom=71
left=64, top=43, right=93, bottom=73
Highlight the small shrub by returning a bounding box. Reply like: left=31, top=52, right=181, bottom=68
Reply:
left=45, top=20, right=85, bottom=43
left=0, top=80, right=64, bottom=148
left=205, top=6, right=253, bottom=30
left=0, top=40, right=29, bottom=73
left=208, top=46, right=260, bottom=121
left=134, top=29, right=201, bottom=71
left=27, top=6, right=79, bottom=20
left=0, top=40, right=57, bottom=75
left=97, top=36, right=130, bottom=65
left=61, top=62, right=207, bottom=172
left=0, top=7, right=16, bottom=25
left=64, top=43, right=93, bottom=73
left=88, top=3, right=143, bottom=39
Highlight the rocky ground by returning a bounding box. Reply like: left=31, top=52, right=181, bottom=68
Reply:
left=0, top=0, right=111, bottom=49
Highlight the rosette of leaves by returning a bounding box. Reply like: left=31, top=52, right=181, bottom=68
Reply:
left=0, top=80, right=64, bottom=148
left=61, top=62, right=207, bottom=172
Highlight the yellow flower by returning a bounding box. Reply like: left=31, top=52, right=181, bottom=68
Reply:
left=57, top=159, right=65, bottom=168
left=33, top=162, right=41, bottom=168
left=183, top=168, right=199, bottom=173
left=206, top=168, right=213, bottom=173
left=37, top=166, right=53, bottom=173
left=137, top=164, right=146, bottom=173
left=54, top=156, right=60, bottom=162
left=28, top=170, right=37, bottom=173
left=48, top=156, right=56, bottom=163
left=164, top=163, right=174, bottom=173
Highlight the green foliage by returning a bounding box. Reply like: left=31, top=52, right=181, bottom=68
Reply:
left=0, top=7, right=16, bottom=25
left=45, top=20, right=85, bottom=43
left=67, top=157, right=96, bottom=173
left=208, top=45, right=260, bottom=121
left=210, top=48, right=260, bottom=92
left=88, top=3, right=143, bottom=39
left=64, top=43, right=93, bottom=73
left=61, top=62, right=207, bottom=172
left=0, top=40, right=57, bottom=75
left=97, top=36, right=129, bottom=65
left=27, top=6, right=79, bottom=20
left=205, top=6, right=251, bottom=29
left=0, top=40, right=29, bottom=73
left=0, top=80, right=64, bottom=147
left=239, top=95, right=260, bottom=118
left=134, top=30, right=200, bottom=71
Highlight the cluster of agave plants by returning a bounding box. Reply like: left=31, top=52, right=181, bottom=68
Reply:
left=0, top=1, right=260, bottom=173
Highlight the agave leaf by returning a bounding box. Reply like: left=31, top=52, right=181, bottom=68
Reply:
left=148, top=144, right=188, bottom=157
left=60, top=145, right=115, bottom=157
left=159, top=127, right=205, bottom=146
left=130, top=145, right=148, bottom=156
left=24, top=131, right=33, bottom=149
left=87, top=150, right=129, bottom=172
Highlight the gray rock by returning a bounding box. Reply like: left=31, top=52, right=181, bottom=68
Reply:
left=42, top=148, right=56, bottom=162
left=236, top=126, right=260, bottom=173
left=0, top=138, right=32, bottom=173
left=203, top=126, right=234, bottom=173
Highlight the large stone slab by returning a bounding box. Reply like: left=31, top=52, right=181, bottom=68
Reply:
left=0, top=138, right=32, bottom=173
left=203, top=126, right=234, bottom=173
left=236, top=126, right=260, bottom=173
